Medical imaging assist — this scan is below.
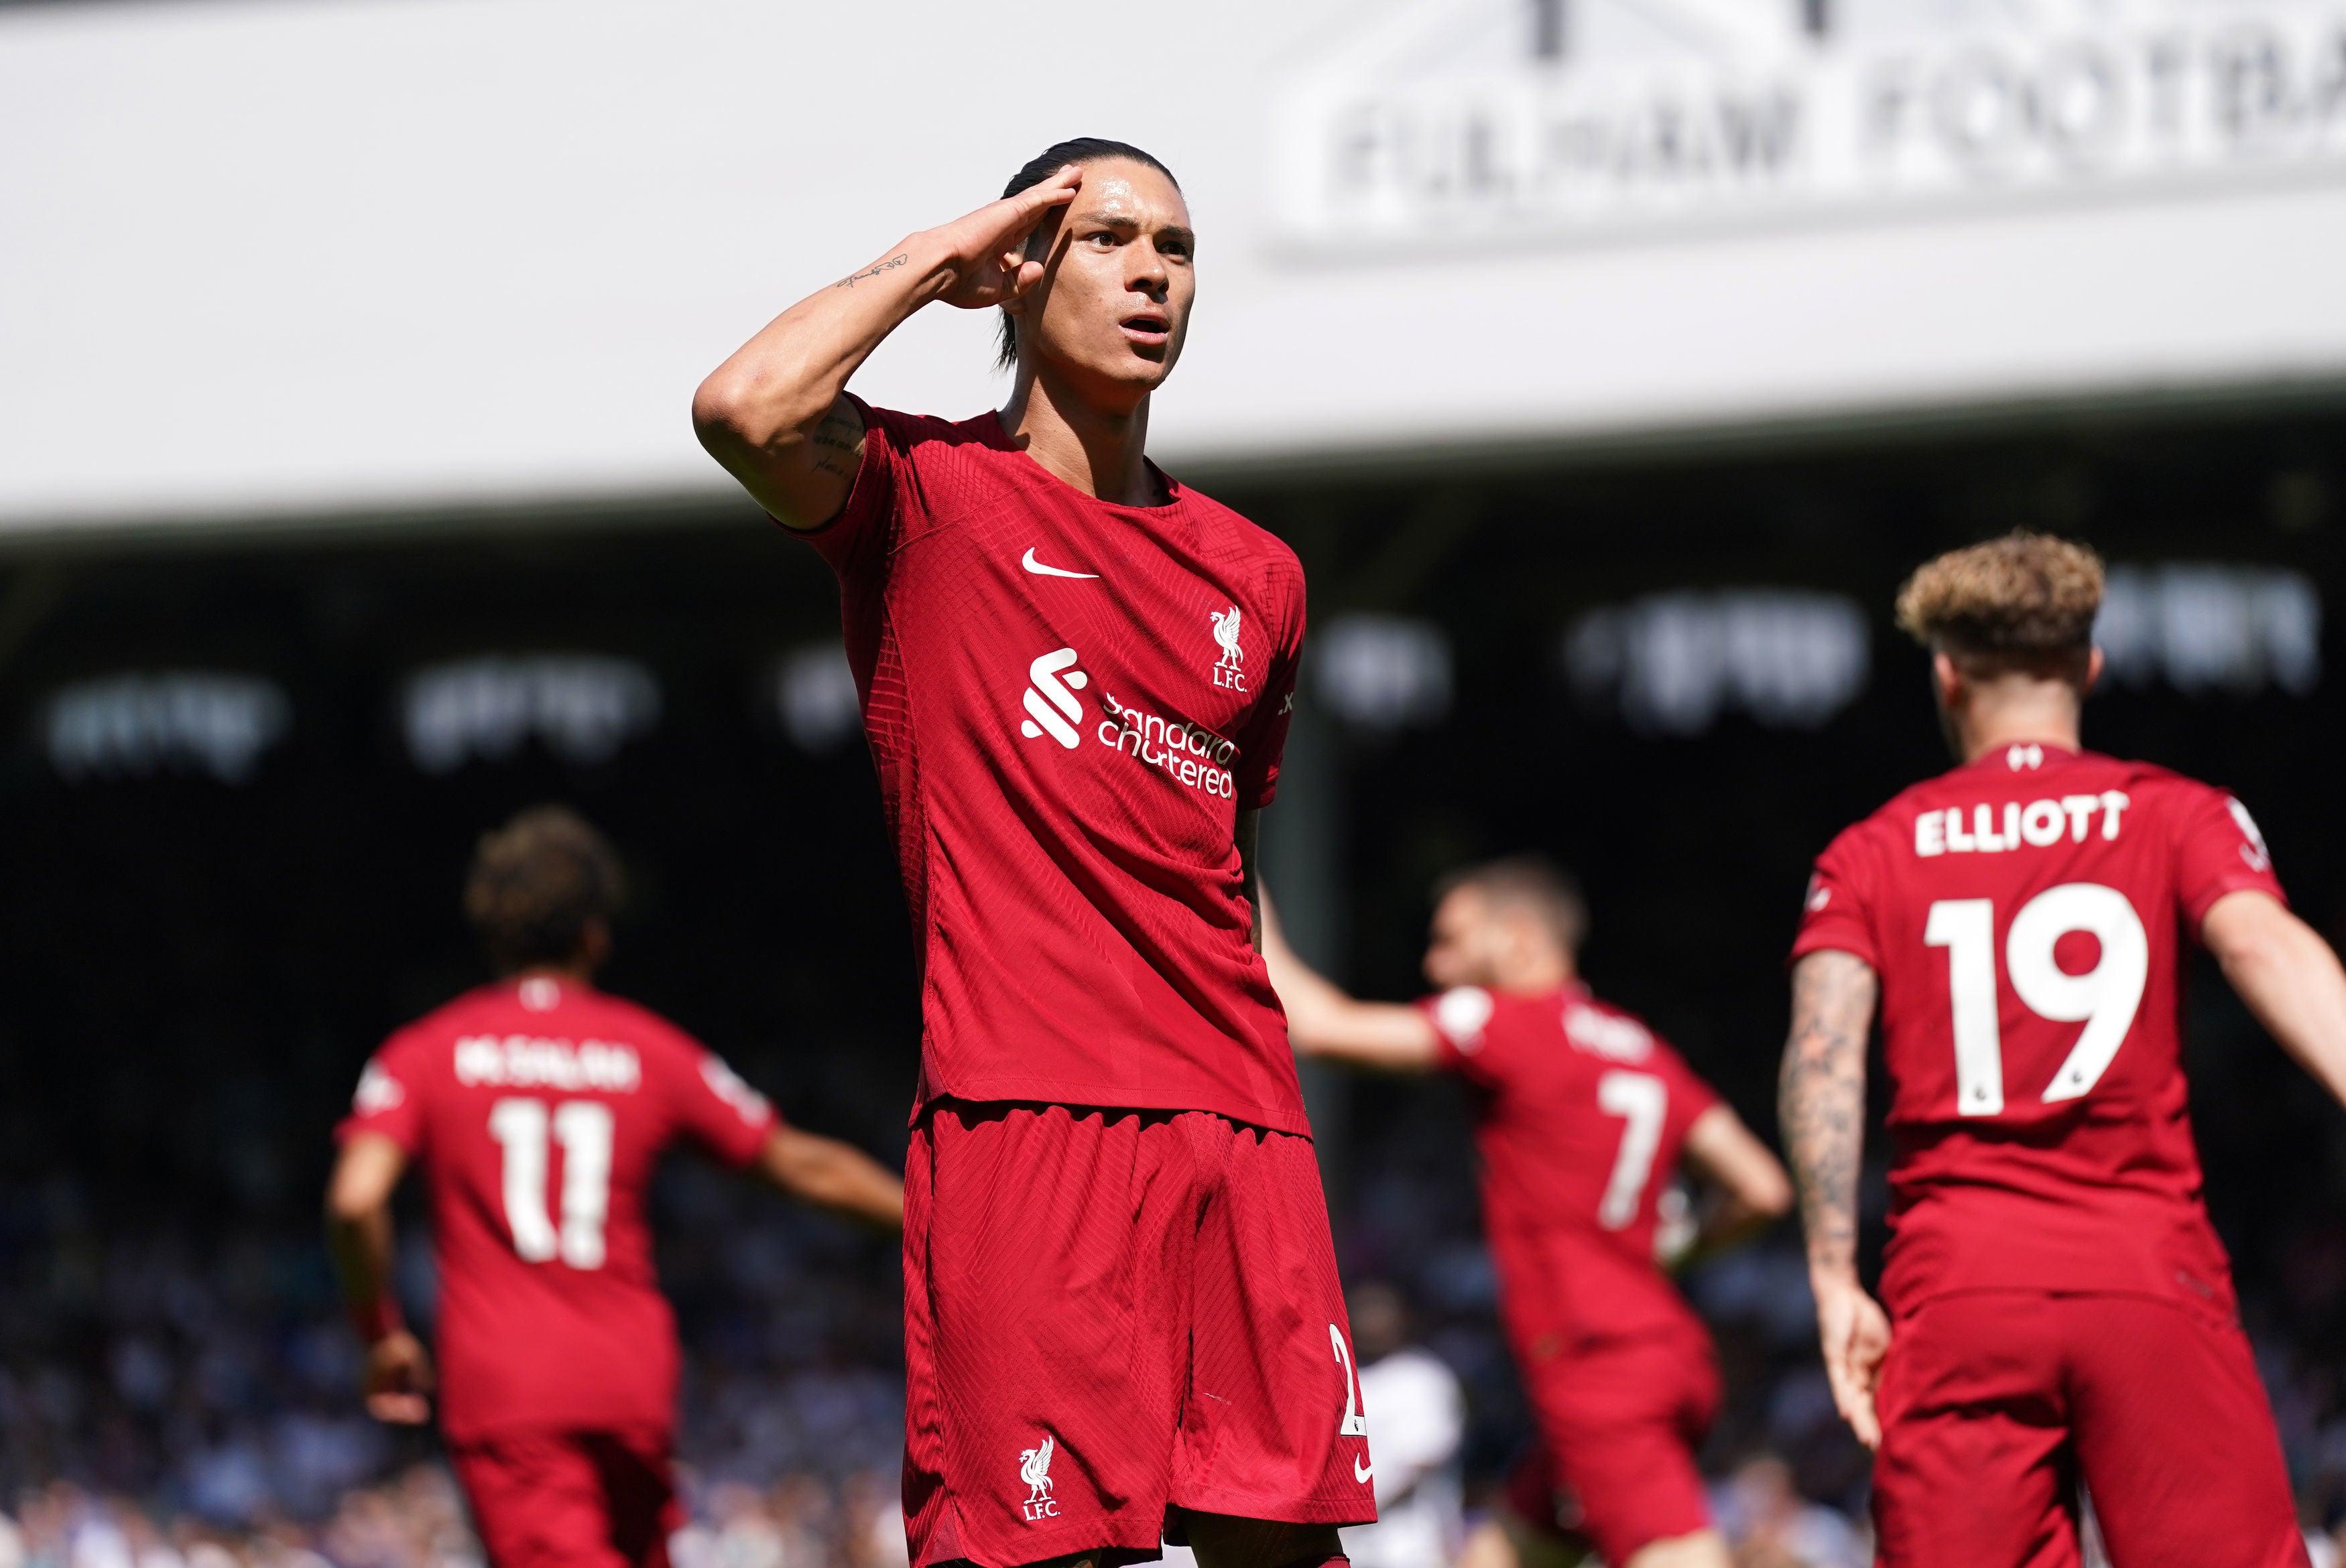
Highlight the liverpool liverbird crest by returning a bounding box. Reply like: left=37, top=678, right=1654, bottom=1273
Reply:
left=1210, top=605, right=1246, bottom=691
left=1019, top=1435, right=1059, bottom=1520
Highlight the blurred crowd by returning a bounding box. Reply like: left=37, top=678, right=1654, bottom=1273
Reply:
left=3, top=1136, right=2345, bottom=1568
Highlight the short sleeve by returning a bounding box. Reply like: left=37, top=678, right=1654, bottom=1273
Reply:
left=793, top=395, right=908, bottom=577
left=1788, top=826, right=1882, bottom=970
left=1418, top=986, right=1503, bottom=1090
left=1656, top=1042, right=1722, bottom=1132
left=667, top=1044, right=781, bottom=1168
left=1232, top=556, right=1306, bottom=811
left=2175, top=784, right=2288, bottom=931
left=336, top=1034, right=428, bottom=1156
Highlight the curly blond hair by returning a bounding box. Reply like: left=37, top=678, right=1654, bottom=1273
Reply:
left=1895, top=533, right=2103, bottom=670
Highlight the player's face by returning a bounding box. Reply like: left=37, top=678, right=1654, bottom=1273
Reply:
left=1009, top=161, right=1194, bottom=410
left=1422, top=889, right=1508, bottom=990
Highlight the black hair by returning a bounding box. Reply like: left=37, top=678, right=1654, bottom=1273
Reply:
left=993, top=138, right=1181, bottom=371
left=464, top=805, right=626, bottom=974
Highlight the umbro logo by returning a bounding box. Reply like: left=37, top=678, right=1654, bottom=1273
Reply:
left=1022, top=548, right=1097, bottom=580
left=1018, top=649, right=1089, bottom=748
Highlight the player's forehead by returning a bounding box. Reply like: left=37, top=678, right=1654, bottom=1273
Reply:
left=1431, top=885, right=1487, bottom=928
left=1071, top=159, right=1190, bottom=234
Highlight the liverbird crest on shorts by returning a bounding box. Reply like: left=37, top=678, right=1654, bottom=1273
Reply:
left=1018, top=1435, right=1059, bottom=1520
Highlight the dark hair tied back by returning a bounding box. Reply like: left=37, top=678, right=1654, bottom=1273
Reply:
left=993, top=138, right=1180, bottom=372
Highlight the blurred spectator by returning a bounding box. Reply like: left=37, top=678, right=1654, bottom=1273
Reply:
left=1342, top=1284, right=1464, bottom=1568
left=1709, top=1457, right=1864, bottom=1568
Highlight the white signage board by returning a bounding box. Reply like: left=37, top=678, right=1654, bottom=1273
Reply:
left=1, top=0, right=2344, bottom=537
left=1275, top=0, right=2346, bottom=245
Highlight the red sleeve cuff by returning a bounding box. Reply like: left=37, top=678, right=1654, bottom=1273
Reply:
left=1788, top=925, right=1879, bottom=972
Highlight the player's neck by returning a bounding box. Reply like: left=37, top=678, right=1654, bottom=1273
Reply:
left=509, top=960, right=596, bottom=984
left=1493, top=959, right=1574, bottom=997
left=999, top=367, right=1162, bottom=508
left=1951, top=704, right=2083, bottom=765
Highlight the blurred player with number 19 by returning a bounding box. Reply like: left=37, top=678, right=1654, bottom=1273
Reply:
left=1781, top=533, right=2346, bottom=1568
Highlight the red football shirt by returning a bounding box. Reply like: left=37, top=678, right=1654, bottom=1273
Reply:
left=798, top=400, right=1308, bottom=1133
left=1418, top=984, right=1720, bottom=1349
left=1790, top=744, right=2284, bottom=1315
left=336, top=976, right=778, bottom=1443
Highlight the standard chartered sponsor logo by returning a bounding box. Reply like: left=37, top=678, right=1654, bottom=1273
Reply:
left=454, top=1035, right=642, bottom=1092
left=1097, top=691, right=1237, bottom=799
left=1017, top=649, right=1091, bottom=749
left=1011, top=643, right=1241, bottom=799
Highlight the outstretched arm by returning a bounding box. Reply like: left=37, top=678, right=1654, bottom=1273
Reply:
left=1258, top=886, right=1440, bottom=1073
left=324, top=1133, right=434, bottom=1425
left=1679, top=1102, right=1794, bottom=1256
left=1778, top=948, right=1890, bottom=1449
left=2203, top=890, right=2346, bottom=1109
left=753, top=1126, right=906, bottom=1232
left=692, top=166, right=1085, bottom=529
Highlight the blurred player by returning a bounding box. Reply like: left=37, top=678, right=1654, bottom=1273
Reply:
left=326, top=806, right=904, bottom=1568
left=1263, top=859, right=1792, bottom=1568
left=1339, top=1284, right=1464, bottom=1568
left=692, top=140, right=1368, bottom=1568
left=1780, top=533, right=2346, bottom=1567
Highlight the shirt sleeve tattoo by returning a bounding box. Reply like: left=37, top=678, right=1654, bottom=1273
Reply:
left=1779, top=950, right=1879, bottom=1277
left=809, top=404, right=865, bottom=480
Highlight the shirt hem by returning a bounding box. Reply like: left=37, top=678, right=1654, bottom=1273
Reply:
left=912, top=1077, right=1312, bottom=1138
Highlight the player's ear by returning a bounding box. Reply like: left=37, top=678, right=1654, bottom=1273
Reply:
left=2083, top=645, right=2105, bottom=696
left=1930, top=649, right=1963, bottom=708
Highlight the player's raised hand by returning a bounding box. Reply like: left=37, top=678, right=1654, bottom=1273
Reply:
left=928, top=165, right=1085, bottom=310
left=361, top=1329, right=436, bottom=1425
left=1813, top=1275, right=1891, bottom=1449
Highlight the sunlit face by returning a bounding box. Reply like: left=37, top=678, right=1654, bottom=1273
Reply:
left=1422, top=887, right=1510, bottom=991
left=1006, top=159, right=1195, bottom=409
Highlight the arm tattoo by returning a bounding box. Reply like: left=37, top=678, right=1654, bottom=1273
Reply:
left=808, top=406, right=864, bottom=480
left=1779, top=950, right=1879, bottom=1277
left=835, top=253, right=908, bottom=289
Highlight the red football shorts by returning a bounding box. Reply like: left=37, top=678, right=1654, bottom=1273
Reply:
left=901, top=1102, right=1377, bottom=1568
left=1873, top=1291, right=2306, bottom=1568
left=1501, top=1329, right=1721, bottom=1565
left=450, top=1427, right=680, bottom=1568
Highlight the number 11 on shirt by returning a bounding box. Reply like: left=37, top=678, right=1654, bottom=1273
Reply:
left=487, top=1098, right=615, bottom=1268
left=1925, top=883, right=2150, bottom=1117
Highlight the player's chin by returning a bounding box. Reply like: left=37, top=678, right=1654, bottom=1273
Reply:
left=1113, top=341, right=1182, bottom=384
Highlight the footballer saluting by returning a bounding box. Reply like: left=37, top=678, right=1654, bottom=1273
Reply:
left=693, top=141, right=1371, bottom=1568
left=1262, top=860, right=1792, bottom=1568
left=326, top=807, right=905, bottom=1568
left=1780, top=534, right=2346, bottom=1568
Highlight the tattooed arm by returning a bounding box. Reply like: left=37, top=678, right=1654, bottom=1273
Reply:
left=1779, top=948, right=1892, bottom=1449
left=692, top=166, right=1085, bottom=529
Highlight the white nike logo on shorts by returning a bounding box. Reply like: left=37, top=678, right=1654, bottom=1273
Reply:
left=1022, top=548, right=1098, bottom=580
left=1354, top=1456, right=1374, bottom=1484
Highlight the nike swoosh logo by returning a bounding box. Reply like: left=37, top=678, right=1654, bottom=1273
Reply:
left=1022, top=548, right=1099, bottom=580
left=1353, top=1457, right=1374, bottom=1483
